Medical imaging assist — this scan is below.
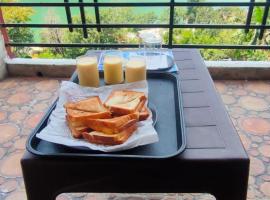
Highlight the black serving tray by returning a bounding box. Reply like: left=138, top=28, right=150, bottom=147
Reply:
left=26, top=72, right=186, bottom=159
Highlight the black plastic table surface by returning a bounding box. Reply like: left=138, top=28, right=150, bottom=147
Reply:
left=175, top=49, right=247, bottom=160
left=27, top=72, right=186, bottom=159
left=21, top=49, right=250, bottom=200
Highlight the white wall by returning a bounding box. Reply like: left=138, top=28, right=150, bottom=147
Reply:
left=0, top=32, right=7, bottom=80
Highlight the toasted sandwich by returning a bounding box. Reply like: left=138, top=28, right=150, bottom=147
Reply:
left=65, top=96, right=111, bottom=122
left=104, top=90, right=147, bottom=115
left=82, top=120, right=137, bottom=145
left=66, top=116, right=90, bottom=138
left=84, top=113, right=139, bottom=135
left=66, top=108, right=111, bottom=122
left=65, top=96, right=111, bottom=138
left=64, top=96, right=108, bottom=113
left=139, top=106, right=150, bottom=121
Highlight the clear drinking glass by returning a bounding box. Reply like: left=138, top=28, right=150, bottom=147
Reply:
left=144, top=36, right=163, bottom=69
left=144, top=36, right=162, bottom=54
left=103, top=51, right=124, bottom=85
left=138, top=32, right=154, bottom=56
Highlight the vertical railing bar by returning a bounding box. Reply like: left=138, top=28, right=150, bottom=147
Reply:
left=168, top=0, right=174, bottom=48
left=64, top=0, right=73, bottom=32
left=79, top=0, right=87, bottom=38
left=245, top=0, right=255, bottom=33
left=0, top=7, right=15, bottom=58
left=259, top=0, right=270, bottom=39
left=94, top=0, right=101, bottom=32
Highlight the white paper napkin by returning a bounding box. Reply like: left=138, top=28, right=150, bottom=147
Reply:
left=36, top=80, right=159, bottom=152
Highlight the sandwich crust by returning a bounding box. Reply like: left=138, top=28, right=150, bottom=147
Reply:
left=85, top=113, right=139, bottom=135
left=64, top=96, right=108, bottom=113
left=82, top=122, right=137, bottom=145
left=66, top=108, right=111, bottom=122
left=139, top=106, right=150, bottom=121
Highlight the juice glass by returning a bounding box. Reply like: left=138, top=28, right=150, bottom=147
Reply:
left=125, top=56, right=146, bottom=83
left=76, top=55, right=99, bottom=87
left=103, top=51, right=124, bottom=84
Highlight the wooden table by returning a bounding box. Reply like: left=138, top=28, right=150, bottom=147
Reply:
left=21, top=49, right=249, bottom=200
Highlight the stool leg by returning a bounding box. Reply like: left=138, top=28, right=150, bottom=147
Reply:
left=212, top=161, right=249, bottom=200
left=211, top=180, right=248, bottom=200
left=21, top=154, right=58, bottom=200
left=213, top=191, right=247, bottom=200
left=23, top=172, right=57, bottom=200
left=25, top=191, right=56, bottom=200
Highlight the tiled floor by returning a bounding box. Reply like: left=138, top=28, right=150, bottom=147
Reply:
left=0, top=77, right=270, bottom=200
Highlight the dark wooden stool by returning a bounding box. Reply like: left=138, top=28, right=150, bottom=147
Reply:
left=21, top=49, right=249, bottom=200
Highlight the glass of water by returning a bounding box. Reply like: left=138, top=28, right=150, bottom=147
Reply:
left=143, top=35, right=163, bottom=69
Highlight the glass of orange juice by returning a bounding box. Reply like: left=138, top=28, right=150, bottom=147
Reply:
left=76, top=54, right=99, bottom=87
left=103, top=51, right=124, bottom=85
left=125, top=56, right=146, bottom=83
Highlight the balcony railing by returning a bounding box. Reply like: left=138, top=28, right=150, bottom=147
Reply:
left=0, top=1, right=270, bottom=51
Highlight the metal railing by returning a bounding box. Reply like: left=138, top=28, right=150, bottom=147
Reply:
left=0, top=1, right=270, bottom=50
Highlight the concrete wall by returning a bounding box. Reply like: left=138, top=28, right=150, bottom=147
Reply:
left=5, top=58, right=270, bottom=80
left=0, top=32, right=7, bottom=80
left=6, top=58, right=76, bottom=77
left=206, top=61, right=270, bottom=80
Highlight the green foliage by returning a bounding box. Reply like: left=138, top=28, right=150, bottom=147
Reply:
left=3, top=1, right=270, bottom=61
left=172, top=6, right=269, bottom=61
left=2, top=0, right=34, bottom=57
left=40, top=8, right=161, bottom=58
left=37, top=49, right=63, bottom=59
left=253, top=7, right=263, bottom=24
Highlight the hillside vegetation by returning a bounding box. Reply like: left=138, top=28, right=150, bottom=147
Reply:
left=3, top=0, right=270, bottom=60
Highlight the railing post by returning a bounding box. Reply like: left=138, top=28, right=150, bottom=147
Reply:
left=94, top=0, right=101, bottom=32
left=79, top=0, right=88, bottom=38
left=64, top=0, right=73, bottom=32
left=245, top=0, right=255, bottom=33
left=168, top=0, right=174, bottom=49
left=0, top=32, right=7, bottom=80
left=259, top=0, right=270, bottom=39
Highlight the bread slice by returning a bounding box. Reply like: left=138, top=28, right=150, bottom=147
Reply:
left=135, top=98, right=147, bottom=113
left=104, top=90, right=147, bottom=115
left=139, top=106, right=150, bottom=121
left=64, top=96, right=108, bottom=113
left=66, top=116, right=90, bottom=138
left=82, top=122, right=137, bottom=145
left=66, top=108, right=111, bottom=122
left=85, top=113, right=139, bottom=135
left=66, top=115, right=86, bottom=127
